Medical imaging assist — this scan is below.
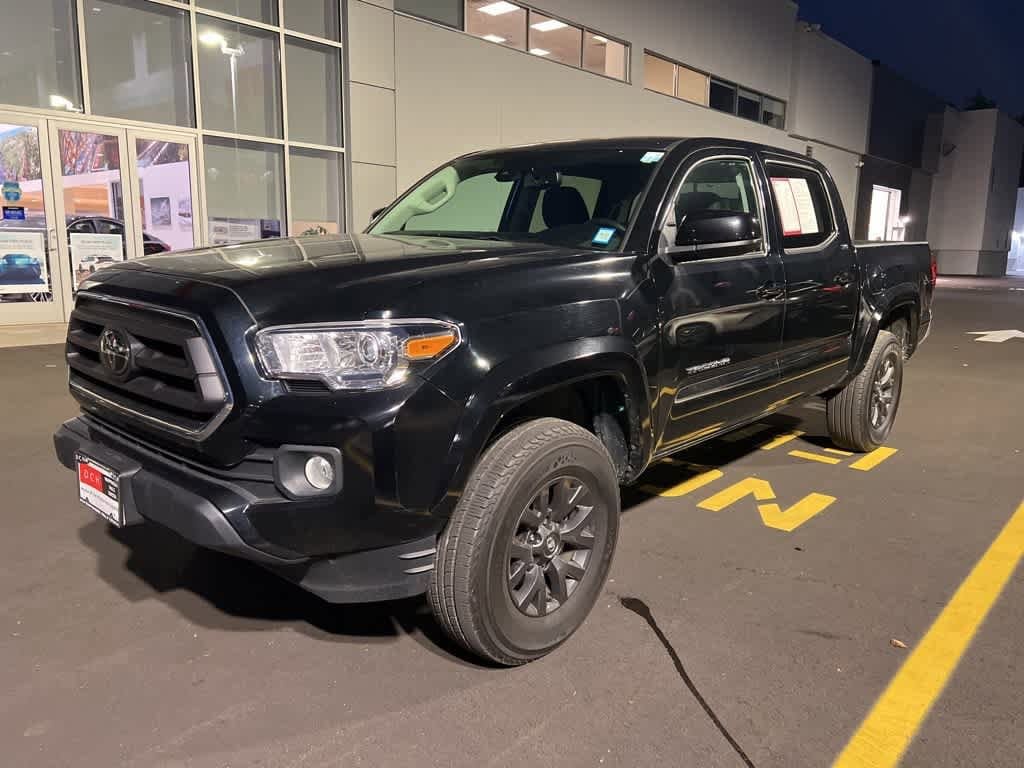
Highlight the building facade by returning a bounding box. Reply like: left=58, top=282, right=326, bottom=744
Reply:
left=0, top=0, right=1017, bottom=346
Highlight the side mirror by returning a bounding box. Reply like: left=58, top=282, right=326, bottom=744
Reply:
left=675, top=209, right=759, bottom=249
left=370, top=206, right=387, bottom=223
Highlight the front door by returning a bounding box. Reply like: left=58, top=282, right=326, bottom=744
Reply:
left=0, top=113, right=66, bottom=328
left=654, top=152, right=786, bottom=455
left=47, top=120, right=200, bottom=316
left=761, top=156, right=858, bottom=392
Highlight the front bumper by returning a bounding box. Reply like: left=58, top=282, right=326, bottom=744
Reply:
left=54, top=416, right=437, bottom=603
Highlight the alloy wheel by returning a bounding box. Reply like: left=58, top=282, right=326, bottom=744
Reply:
left=507, top=476, right=598, bottom=617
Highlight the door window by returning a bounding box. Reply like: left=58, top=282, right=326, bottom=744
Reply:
left=668, top=157, right=763, bottom=256
left=766, top=163, right=836, bottom=250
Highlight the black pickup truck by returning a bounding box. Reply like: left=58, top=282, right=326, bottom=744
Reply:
left=54, top=138, right=934, bottom=665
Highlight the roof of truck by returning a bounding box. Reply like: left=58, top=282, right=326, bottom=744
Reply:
left=464, top=136, right=820, bottom=164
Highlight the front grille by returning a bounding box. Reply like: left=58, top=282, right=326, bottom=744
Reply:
left=66, top=294, right=232, bottom=438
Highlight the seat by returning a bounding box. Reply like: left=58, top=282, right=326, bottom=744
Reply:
left=542, top=186, right=590, bottom=229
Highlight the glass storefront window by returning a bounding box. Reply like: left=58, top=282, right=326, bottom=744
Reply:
left=135, top=139, right=195, bottom=253
left=285, top=38, right=343, bottom=147
left=583, top=33, right=627, bottom=82
left=466, top=1, right=526, bottom=50
left=289, top=148, right=344, bottom=235
left=85, top=0, right=195, bottom=128
left=527, top=12, right=582, bottom=66
left=197, top=16, right=282, bottom=138
left=284, top=0, right=341, bottom=41
left=203, top=137, right=284, bottom=243
left=0, top=2, right=83, bottom=113
left=199, top=0, right=278, bottom=25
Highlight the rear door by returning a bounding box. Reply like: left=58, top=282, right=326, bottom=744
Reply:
left=654, top=151, right=786, bottom=455
left=762, top=156, right=857, bottom=394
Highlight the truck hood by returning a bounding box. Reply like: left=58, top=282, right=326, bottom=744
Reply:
left=101, top=234, right=597, bottom=324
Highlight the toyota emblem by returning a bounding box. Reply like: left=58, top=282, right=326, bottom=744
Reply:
left=99, top=327, right=132, bottom=378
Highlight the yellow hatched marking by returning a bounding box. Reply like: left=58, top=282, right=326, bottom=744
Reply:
left=758, top=493, right=836, bottom=532
left=789, top=449, right=843, bottom=465
left=849, top=446, right=899, bottom=471
left=641, top=469, right=724, bottom=498
left=825, top=448, right=855, bottom=456
left=759, top=430, right=805, bottom=451
left=833, top=499, right=1024, bottom=768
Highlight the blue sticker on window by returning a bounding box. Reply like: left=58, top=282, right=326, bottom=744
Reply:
left=592, top=227, right=616, bottom=246
left=640, top=151, right=665, bottom=164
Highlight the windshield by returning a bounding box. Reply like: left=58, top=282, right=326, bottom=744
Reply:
left=368, top=147, right=667, bottom=250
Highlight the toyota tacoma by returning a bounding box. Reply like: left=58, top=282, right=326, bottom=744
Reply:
left=54, top=138, right=934, bottom=665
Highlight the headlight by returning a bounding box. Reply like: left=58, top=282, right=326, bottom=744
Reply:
left=254, top=320, right=461, bottom=390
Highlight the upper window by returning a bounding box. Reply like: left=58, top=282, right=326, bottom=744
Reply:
left=644, top=51, right=785, bottom=129
left=766, top=163, right=835, bottom=250
left=528, top=11, right=582, bottom=66
left=196, top=16, right=282, bottom=138
left=403, top=2, right=628, bottom=81
left=398, top=0, right=464, bottom=29
left=668, top=158, right=763, bottom=256
left=370, top=147, right=664, bottom=251
left=85, top=0, right=195, bottom=127
left=0, top=1, right=83, bottom=112
left=709, top=79, right=737, bottom=113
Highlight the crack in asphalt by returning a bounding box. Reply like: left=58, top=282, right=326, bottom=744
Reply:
left=619, top=596, right=756, bottom=768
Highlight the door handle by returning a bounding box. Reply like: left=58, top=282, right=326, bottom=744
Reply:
left=756, top=282, right=785, bottom=301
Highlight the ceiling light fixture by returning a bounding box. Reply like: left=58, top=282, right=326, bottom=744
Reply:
left=531, top=19, right=568, bottom=32
left=529, top=48, right=550, bottom=56
left=478, top=1, right=520, bottom=15
left=482, top=34, right=507, bottom=43
left=592, top=35, right=609, bottom=43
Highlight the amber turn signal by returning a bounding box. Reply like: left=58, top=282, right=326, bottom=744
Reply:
left=404, top=332, right=457, bottom=360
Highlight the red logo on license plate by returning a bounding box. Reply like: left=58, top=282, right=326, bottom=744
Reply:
left=79, top=464, right=105, bottom=492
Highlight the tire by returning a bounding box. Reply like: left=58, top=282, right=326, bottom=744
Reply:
left=889, top=318, right=911, bottom=361
left=826, top=330, right=903, bottom=452
left=429, top=418, right=620, bottom=666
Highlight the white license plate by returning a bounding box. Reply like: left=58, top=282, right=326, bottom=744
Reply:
left=76, top=452, right=124, bottom=527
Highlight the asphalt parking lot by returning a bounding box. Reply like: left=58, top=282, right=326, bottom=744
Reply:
left=3, top=277, right=1023, bottom=768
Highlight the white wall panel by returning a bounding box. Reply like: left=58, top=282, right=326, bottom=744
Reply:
left=348, top=0, right=396, bottom=88
left=350, top=83, right=397, bottom=165
left=351, top=161, right=397, bottom=229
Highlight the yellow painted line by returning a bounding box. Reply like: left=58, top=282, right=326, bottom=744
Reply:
left=789, top=449, right=843, bottom=465
left=758, top=493, right=836, bottom=532
left=825, top=448, right=855, bottom=456
left=641, top=469, right=724, bottom=498
left=832, top=499, right=1024, bottom=768
left=697, top=477, right=775, bottom=512
left=759, top=430, right=805, bottom=451
left=849, top=446, right=899, bottom=471
left=721, top=423, right=772, bottom=442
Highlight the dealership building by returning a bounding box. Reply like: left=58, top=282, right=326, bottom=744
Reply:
left=1, top=0, right=1022, bottom=346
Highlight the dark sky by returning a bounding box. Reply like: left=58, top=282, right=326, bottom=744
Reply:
left=796, top=0, right=1024, bottom=117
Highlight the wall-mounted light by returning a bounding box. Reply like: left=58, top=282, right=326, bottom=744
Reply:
left=529, top=48, right=551, bottom=57
left=482, top=34, right=507, bottom=43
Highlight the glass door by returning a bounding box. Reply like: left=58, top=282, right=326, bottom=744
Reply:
left=0, top=113, right=65, bottom=325
left=127, top=130, right=201, bottom=257
left=48, top=120, right=139, bottom=312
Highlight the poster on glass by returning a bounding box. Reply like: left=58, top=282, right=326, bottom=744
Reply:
left=70, top=232, right=125, bottom=288
left=0, top=230, right=48, bottom=294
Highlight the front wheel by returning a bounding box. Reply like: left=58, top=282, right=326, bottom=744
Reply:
left=429, top=418, right=620, bottom=666
left=826, top=330, right=903, bottom=452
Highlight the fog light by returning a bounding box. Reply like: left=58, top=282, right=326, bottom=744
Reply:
left=304, top=455, right=334, bottom=490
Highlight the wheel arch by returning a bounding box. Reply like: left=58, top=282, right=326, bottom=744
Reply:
left=430, top=339, right=653, bottom=520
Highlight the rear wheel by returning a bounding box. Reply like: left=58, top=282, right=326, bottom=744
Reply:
left=888, top=318, right=911, bottom=361
left=429, top=418, right=620, bottom=666
left=826, top=330, right=903, bottom=452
